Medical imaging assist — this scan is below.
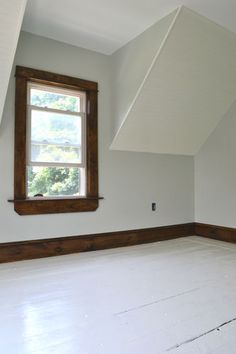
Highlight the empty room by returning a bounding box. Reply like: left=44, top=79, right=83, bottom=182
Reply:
left=1, top=0, right=236, bottom=353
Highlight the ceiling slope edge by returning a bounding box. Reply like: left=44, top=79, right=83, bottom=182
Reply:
left=110, top=6, right=182, bottom=150
left=110, top=6, right=236, bottom=156
left=0, top=0, right=27, bottom=125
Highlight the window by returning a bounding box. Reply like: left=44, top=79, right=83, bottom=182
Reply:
left=27, top=83, right=86, bottom=197
left=13, top=66, right=99, bottom=215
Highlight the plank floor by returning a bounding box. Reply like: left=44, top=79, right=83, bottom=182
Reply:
left=0, top=236, right=236, bottom=354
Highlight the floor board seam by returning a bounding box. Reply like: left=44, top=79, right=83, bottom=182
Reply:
left=165, top=316, right=236, bottom=352
left=114, top=287, right=201, bottom=316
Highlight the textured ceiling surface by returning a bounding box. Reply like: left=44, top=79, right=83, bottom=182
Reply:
left=22, top=0, right=236, bottom=54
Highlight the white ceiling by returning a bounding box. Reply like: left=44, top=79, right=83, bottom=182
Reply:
left=22, top=0, right=236, bottom=54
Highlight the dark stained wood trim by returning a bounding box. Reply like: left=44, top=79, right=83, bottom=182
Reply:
left=86, top=88, right=98, bottom=198
left=15, top=66, right=98, bottom=91
left=15, top=76, right=27, bottom=200
left=195, top=223, right=236, bottom=243
left=14, top=198, right=98, bottom=216
left=14, top=66, right=99, bottom=215
left=0, top=223, right=194, bottom=263
left=3, top=222, right=236, bottom=263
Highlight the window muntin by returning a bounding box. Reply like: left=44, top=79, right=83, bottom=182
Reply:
left=27, top=83, right=86, bottom=197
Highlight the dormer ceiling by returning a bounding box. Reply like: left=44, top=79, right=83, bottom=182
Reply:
left=110, top=6, right=236, bottom=155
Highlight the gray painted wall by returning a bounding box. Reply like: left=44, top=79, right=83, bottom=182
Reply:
left=0, top=31, right=194, bottom=242
left=195, top=100, right=236, bottom=228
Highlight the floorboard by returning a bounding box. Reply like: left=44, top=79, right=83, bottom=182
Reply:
left=0, top=236, right=236, bottom=353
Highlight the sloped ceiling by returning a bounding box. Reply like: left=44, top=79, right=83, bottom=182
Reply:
left=110, top=6, right=236, bottom=155
left=0, top=0, right=27, bottom=123
left=22, top=0, right=236, bottom=55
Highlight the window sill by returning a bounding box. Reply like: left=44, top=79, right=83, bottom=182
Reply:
left=9, top=197, right=102, bottom=215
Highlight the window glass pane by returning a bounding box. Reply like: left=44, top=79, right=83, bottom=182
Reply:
left=31, top=109, right=82, bottom=146
left=30, top=88, right=81, bottom=112
left=31, top=144, right=81, bottom=164
left=27, top=166, right=85, bottom=197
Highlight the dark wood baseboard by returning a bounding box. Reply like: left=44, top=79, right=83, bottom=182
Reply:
left=195, top=223, right=236, bottom=243
left=0, top=223, right=194, bottom=263
left=2, top=222, right=236, bottom=264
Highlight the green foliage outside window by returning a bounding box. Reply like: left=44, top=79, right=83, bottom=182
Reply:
left=28, top=167, right=80, bottom=197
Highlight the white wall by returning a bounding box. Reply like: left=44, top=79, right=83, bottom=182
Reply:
left=195, top=100, right=236, bottom=228
left=110, top=10, right=176, bottom=137
left=0, top=32, right=194, bottom=243
left=110, top=7, right=236, bottom=156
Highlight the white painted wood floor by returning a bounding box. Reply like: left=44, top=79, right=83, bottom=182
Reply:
left=0, top=236, right=236, bottom=354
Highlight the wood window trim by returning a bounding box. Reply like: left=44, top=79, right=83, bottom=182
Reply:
left=13, top=66, right=99, bottom=215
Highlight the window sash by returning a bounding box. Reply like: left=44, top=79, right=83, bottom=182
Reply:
left=28, top=82, right=86, bottom=114
left=27, top=104, right=86, bottom=117
left=31, top=140, right=82, bottom=148
left=27, top=161, right=83, bottom=168
left=26, top=104, right=86, bottom=168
